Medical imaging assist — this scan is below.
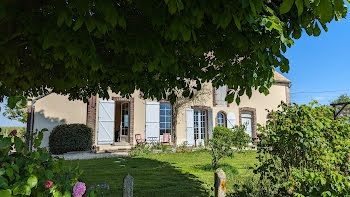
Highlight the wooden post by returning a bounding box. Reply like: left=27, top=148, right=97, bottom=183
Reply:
left=122, top=174, right=133, bottom=197
left=214, top=168, right=226, bottom=197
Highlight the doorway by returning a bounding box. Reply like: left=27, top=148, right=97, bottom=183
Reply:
left=115, top=101, right=130, bottom=143
left=194, top=109, right=207, bottom=146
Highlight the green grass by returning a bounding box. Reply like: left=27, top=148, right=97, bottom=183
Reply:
left=66, top=150, right=257, bottom=196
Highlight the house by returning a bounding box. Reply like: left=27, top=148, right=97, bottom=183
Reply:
left=27, top=71, right=291, bottom=151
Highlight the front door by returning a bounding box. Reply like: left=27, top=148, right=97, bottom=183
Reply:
left=194, top=110, right=206, bottom=146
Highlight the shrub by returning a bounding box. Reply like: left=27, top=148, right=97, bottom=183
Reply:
left=49, top=124, right=93, bottom=154
left=228, top=176, right=277, bottom=197
left=256, top=102, right=350, bottom=196
left=0, top=129, right=96, bottom=196
left=207, top=126, right=235, bottom=168
left=130, top=143, right=151, bottom=156
left=232, top=125, right=251, bottom=151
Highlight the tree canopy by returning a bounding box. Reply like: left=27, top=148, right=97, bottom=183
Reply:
left=331, top=94, right=350, bottom=104
left=0, top=0, right=348, bottom=103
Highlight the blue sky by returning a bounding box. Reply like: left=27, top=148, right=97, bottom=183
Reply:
left=282, top=8, right=350, bottom=105
left=1, top=9, right=350, bottom=127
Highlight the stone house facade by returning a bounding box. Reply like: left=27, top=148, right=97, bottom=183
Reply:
left=28, top=71, right=291, bottom=151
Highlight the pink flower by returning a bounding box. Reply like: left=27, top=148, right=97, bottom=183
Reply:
left=1, top=162, right=5, bottom=167
left=45, top=181, right=53, bottom=188
left=347, top=154, right=350, bottom=158
left=73, top=182, right=86, bottom=197
left=287, top=189, right=293, bottom=195
left=11, top=130, right=17, bottom=135
left=335, top=166, right=340, bottom=170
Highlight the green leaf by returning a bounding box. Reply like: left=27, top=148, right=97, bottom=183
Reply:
left=117, top=17, right=126, bottom=29
left=23, top=185, right=31, bottom=196
left=280, top=0, right=295, bottom=14
left=304, top=0, right=311, bottom=8
left=313, top=22, right=321, bottom=36
left=27, top=176, right=38, bottom=188
left=73, top=18, right=84, bottom=31
left=168, top=0, right=177, bottom=14
left=64, top=191, right=72, bottom=197
left=292, top=28, right=302, bottom=39
left=57, top=12, right=67, bottom=27
left=5, top=168, right=13, bottom=180
left=249, top=0, right=256, bottom=15
left=0, top=189, right=11, bottom=197
left=0, top=176, right=8, bottom=188
left=295, top=0, right=304, bottom=16
left=177, top=0, right=184, bottom=10
left=85, top=18, right=96, bottom=32
left=242, top=0, right=250, bottom=8
left=233, top=15, right=242, bottom=30
left=0, top=138, right=11, bottom=150
left=318, top=0, right=334, bottom=23
left=53, top=190, right=63, bottom=197
left=182, top=28, right=191, bottom=41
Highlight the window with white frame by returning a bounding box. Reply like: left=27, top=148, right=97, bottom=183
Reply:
left=217, top=112, right=226, bottom=127
left=194, top=110, right=206, bottom=140
left=160, top=103, right=171, bottom=135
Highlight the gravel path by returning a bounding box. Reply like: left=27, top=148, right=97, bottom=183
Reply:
left=53, top=152, right=129, bottom=160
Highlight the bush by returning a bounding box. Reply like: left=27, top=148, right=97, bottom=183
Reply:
left=0, top=129, right=96, bottom=196
left=49, top=124, right=93, bottom=154
left=256, top=102, right=350, bottom=196
left=228, top=175, right=277, bottom=197
left=130, top=143, right=151, bottom=156
left=232, top=125, right=251, bottom=151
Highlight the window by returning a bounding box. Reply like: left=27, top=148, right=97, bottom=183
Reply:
left=121, top=102, right=129, bottom=135
left=241, top=111, right=253, bottom=137
left=194, top=110, right=206, bottom=140
left=217, top=112, right=226, bottom=127
left=215, top=86, right=227, bottom=105
left=160, top=103, right=171, bottom=135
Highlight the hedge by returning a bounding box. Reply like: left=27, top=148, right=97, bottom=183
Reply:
left=49, top=124, right=93, bottom=154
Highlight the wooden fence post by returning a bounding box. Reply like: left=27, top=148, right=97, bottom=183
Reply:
left=123, top=174, right=133, bottom=197
left=214, top=168, right=226, bottom=197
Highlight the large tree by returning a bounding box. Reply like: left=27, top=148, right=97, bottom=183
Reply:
left=0, top=0, right=348, bottom=103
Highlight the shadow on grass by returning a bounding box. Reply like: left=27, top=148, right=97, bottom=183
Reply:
left=67, top=157, right=209, bottom=197
left=194, top=163, right=238, bottom=177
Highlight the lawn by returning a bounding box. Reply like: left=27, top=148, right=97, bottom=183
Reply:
left=66, top=150, right=258, bottom=197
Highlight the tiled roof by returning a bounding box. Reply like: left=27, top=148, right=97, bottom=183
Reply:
left=273, top=71, right=291, bottom=84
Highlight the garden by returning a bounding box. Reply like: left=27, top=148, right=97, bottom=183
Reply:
left=1, top=102, right=349, bottom=196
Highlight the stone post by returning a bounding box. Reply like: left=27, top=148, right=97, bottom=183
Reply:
left=123, top=174, right=133, bottom=197
left=214, top=168, right=226, bottom=197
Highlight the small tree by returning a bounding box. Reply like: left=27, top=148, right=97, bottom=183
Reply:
left=207, top=126, right=235, bottom=168
left=232, top=125, right=251, bottom=151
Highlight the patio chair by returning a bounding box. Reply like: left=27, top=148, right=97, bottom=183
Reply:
left=162, top=133, right=171, bottom=144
